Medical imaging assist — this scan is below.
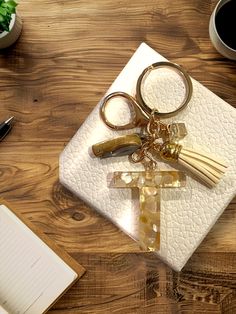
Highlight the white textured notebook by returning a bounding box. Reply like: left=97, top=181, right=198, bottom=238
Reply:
left=59, top=43, right=236, bottom=271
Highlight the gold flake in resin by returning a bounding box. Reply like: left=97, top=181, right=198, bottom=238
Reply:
left=111, top=171, right=186, bottom=251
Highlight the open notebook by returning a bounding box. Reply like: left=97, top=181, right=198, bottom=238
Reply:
left=0, top=201, right=85, bottom=314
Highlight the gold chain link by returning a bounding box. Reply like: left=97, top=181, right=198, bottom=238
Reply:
left=130, top=112, right=169, bottom=169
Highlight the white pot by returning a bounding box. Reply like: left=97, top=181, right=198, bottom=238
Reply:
left=209, top=0, right=236, bottom=60
left=0, top=13, right=22, bottom=49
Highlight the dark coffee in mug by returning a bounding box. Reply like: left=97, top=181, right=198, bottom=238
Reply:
left=215, top=0, right=236, bottom=50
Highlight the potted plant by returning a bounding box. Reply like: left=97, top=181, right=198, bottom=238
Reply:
left=0, top=0, right=22, bottom=49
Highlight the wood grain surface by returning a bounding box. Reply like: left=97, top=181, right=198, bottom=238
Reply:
left=0, top=0, right=235, bottom=313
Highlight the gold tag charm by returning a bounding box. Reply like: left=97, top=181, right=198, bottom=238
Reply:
left=92, top=134, right=142, bottom=158
left=111, top=170, right=186, bottom=251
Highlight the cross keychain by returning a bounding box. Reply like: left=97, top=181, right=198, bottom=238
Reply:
left=92, top=62, right=227, bottom=251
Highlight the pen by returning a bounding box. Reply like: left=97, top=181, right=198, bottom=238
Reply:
left=0, top=116, right=14, bottom=141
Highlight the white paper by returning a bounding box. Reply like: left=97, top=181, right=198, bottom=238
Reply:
left=0, top=205, right=77, bottom=314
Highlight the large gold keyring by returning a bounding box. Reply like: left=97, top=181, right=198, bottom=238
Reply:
left=136, top=61, right=193, bottom=118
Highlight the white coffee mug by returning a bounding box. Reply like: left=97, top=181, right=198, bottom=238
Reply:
left=209, top=0, right=236, bottom=60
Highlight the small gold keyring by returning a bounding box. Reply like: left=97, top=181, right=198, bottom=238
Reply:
left=100, top=91, right=150, bottom=130
left=136, top=61, right=193, bottom=118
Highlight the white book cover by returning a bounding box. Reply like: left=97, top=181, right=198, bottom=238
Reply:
left=59, top=43, right=236, bottom=271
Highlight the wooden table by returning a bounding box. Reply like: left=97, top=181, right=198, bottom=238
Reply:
left=0, top=0, right=236, bottom=313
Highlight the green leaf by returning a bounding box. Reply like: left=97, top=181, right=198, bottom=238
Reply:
left=7, top=7, right=16, bottom=14
left=6, top=0, right=17, bottom=8
left=6, top=5, right=16, bottom=14
left=0, top=0, right=18, bottom=32
left=0, top=7, right=6, bottom=15
left=0, top=19, right=9, bottom=31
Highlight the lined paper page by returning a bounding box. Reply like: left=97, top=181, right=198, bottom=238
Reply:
left=0, top=205, right=77, bottom=314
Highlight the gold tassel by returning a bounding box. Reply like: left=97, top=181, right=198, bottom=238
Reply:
left=159, top=142, right=227, bottom=188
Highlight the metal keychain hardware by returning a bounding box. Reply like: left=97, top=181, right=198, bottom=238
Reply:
left=100, top=61, right=193, bottom=130
left=92, top=61, right=227, bottom=252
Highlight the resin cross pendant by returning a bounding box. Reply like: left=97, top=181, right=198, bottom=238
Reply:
left=111, top=170, right=186, bottom=251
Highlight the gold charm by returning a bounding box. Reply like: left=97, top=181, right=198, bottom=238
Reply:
left=111, top=170, right=186, bottom=251
left=92, top=134, right=142, bottom=158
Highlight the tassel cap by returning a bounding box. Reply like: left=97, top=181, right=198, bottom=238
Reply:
left=160, top=142, right=182, bottom=162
